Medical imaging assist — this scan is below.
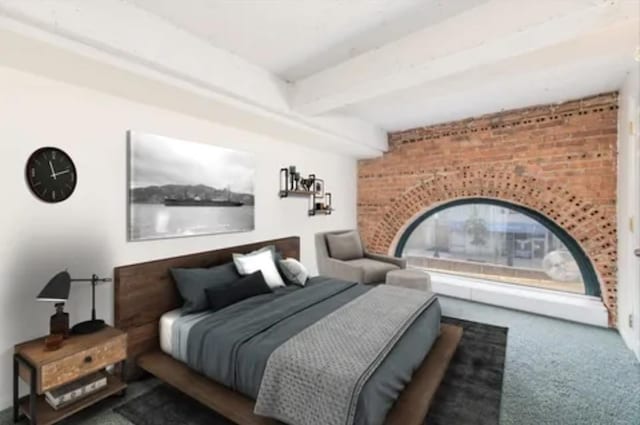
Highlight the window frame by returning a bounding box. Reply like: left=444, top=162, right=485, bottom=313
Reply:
left=394, top=198, right=601, bottom=296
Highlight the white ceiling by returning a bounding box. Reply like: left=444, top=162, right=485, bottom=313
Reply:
left=127, top=0, right=640, bottom=132
left=340, top=21, right=638, bottom=130
left=0, top=0, right=637, bottom=152
left=128, top=0, right=484, bottom=82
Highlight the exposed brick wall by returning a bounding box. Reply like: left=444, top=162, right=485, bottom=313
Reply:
left=358, top=93, right=618, bottom=324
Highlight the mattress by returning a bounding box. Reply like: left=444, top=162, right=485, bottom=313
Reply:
left=159, top=308, right=181, bottom=355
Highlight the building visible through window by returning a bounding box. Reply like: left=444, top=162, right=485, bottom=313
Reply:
left=401, top=203, right=584, bottom=293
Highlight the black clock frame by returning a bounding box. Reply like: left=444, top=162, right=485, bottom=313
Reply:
left=25, top=147, right=77, bottom=203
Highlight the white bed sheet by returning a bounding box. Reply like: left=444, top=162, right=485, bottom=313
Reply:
left=159, top=308, right=181, bottom=355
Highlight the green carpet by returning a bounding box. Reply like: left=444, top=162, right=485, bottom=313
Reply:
left=439, top=296, right=640, bottom=425
left=3, top=297, right=638, bottom=425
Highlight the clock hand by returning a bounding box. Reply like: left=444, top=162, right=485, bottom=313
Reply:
left=53, top=169, right=71, bottom=177
left=49, top=161, right=57, bottom=180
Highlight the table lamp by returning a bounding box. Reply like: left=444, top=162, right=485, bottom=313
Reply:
left=38, top=271, right=112, bottom=335
left=37, top=271, right=71, bottom=337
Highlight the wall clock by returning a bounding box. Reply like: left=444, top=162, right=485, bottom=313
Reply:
left=26, top=147, right=77, bottom=203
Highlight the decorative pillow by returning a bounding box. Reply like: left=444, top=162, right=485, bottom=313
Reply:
left=170, top=262, right=241, bottom=315
left=205, top=271, right=272, bottom=312
left=273, top=251, right=292, bottom=284
left=326, top=231, right=364, bottom=261
left=233, top=249, right=286, bottom=289
left=233, top=245, right=276, bottom=270
left=278, top=258, right=309, bottom=286
left=233, top=245, right=292, bottom=285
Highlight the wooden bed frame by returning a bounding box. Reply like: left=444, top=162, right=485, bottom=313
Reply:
left=114, top=236, right=462, bottom=425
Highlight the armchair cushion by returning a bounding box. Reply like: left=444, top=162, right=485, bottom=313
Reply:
left=364, top=252, right=407, bottom=269
left=325, top=258, right=365, bottom=283
left=343, top=258, right=399, bottom=284
left=326, top=231, right=364, bottom=261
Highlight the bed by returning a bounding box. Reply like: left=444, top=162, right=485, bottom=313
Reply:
left=114, top=236, right=462, bottom=425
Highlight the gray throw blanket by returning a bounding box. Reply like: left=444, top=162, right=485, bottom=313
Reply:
left=254, top=285, right=437, bottom=425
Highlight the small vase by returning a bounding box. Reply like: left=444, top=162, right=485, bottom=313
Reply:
left=50, top=302, right=70, bottom=338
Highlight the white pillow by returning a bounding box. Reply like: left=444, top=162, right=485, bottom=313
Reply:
left=233, top=249, right=285, bottom=289
left=278, top=258, right=309, bottom=286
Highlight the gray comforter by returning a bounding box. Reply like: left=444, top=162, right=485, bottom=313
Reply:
left=255, top=284, right=438, bottom=425
left=179, top=277, right=441, bottom=425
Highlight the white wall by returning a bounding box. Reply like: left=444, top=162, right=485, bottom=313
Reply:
left=617, top=66, right=640, bottom=362
left=0, top=66, right=358, bottom=407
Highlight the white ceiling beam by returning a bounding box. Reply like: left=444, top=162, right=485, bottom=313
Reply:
left=0, top=0, right=388, bottom=157
left=292, top=0, right=638, bottom=115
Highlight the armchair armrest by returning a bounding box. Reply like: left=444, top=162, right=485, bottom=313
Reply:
left=325, top=258, right=365, bottom=283
left=364, top=251, right=407, bottom=269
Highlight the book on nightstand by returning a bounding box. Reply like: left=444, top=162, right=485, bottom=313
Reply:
left=44, top=371, right=108, bottom=410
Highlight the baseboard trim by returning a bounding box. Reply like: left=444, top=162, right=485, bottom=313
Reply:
left=618, top=326, right=640, bottom=362
left=420, top=269, right=609, bottom=328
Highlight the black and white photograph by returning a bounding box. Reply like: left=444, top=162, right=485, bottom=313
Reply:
left=128, top=131, right=255, bottom=241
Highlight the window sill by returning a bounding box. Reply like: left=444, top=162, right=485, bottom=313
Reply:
left=421, top=269, right=608, bottom=327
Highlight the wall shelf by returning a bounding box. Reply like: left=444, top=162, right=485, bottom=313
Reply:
left=309, top=208, right=333, bottom=216
left=279, top=167, right=333, bottom=216
left=309, top=191, right=332, bottom=216
left=279, top=190, right=321, bottom=198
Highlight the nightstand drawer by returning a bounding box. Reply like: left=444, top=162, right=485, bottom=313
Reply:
left=40, top=334, right=126, bottom=393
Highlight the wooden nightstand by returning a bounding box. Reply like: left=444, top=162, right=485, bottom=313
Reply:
left=13, top=326, right=127, bottom=425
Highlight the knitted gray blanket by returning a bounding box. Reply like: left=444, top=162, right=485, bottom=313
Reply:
left=254, top=285, right=437, bottom=425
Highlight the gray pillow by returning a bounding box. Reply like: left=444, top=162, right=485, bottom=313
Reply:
left=170, top=261, right=240, bottom=315
left=326, top=231, right=364, bottom=261
left=278, top=258, right=309, bottom=286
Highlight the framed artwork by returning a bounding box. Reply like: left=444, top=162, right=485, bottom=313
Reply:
left=128, top=131, right=255, bottom=241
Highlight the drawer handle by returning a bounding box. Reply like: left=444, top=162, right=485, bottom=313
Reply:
left=84, top=355, right=93, bottom=364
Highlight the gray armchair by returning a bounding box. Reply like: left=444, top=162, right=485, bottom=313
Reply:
left=315, top=230, right=406, bottom=284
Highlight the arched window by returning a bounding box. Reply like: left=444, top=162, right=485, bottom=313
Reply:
left=395, top=198, right=600, bottom=296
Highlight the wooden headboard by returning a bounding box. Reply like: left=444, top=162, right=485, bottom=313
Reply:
left=114, top=236, right=300, bottom=377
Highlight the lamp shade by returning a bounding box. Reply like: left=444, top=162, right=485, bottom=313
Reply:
left=37, top=271, right=71, bottom=302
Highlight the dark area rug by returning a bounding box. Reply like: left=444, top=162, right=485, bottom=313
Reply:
left=426, top=317, right=508, bottom=425
left=115, top=317, right=507, bottom=425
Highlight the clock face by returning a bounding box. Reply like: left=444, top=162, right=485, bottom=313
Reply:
left=26, top=147, right=77, bottom=203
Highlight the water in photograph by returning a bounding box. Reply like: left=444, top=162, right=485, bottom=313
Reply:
left=130, top=203, right=254, bottom=240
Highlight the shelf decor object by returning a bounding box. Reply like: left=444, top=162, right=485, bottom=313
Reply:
left=310, top=190, right=333, bottom=216
left=279, top=166, right=334, bottom=216
left=279, top=167, right=318, bottom=198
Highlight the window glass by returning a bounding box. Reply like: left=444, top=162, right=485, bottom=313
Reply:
left=401, top=203, right=584, bottom=293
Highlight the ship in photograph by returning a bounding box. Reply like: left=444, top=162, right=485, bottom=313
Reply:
left=128, top=132, right=255, bottom=241
left=163, top=187, right=244, bottom=207
left=164, top=198, right=244, bottom=207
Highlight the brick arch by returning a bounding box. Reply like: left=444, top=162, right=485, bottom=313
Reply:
left=366, top=165, right=617, bottom=322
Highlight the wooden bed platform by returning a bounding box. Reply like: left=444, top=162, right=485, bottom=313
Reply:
left=114, top=236, right=462, bottom=425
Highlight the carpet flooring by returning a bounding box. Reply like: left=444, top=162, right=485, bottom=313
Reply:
left=2, top=297, right=638, bottom=425
left=439, top=297, right=640, bottom=425
left=114, top=316, right=507, bottom=425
